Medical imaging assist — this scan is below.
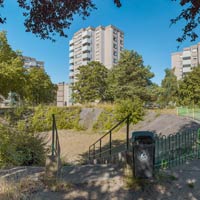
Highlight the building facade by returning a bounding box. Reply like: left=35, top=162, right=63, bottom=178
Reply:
left=56, top=82, right=70, bottom=107
left=22, top=56, right=44, bottom=69
left=171, top=43, right=200, bottom=80
left=69, top=25, right=124, bottom=83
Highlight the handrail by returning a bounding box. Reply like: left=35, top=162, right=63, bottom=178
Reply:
left=88, top=114, right=131, bottom=160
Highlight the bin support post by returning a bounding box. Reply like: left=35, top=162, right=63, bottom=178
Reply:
left=100, top=139, right=102, bottom=158
left=110, top=131, right=112, bottom=156
left=126, top=115, right=130, bottom=150
left=93, top=144, right=95, bottom=159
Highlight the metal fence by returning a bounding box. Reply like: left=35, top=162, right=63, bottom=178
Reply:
left=154, top=129, right=200, bottom=170
left=177, top=107, right=200, bottom=121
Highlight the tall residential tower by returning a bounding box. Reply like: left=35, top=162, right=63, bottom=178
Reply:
left=69, top=25, right=124, bottom=83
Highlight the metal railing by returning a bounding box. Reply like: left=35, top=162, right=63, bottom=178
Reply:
left=88, top=114, right=131, bottom=160
left=154, top=128, right=200, bottom=170
left=51, top=114, right=61, bottom=158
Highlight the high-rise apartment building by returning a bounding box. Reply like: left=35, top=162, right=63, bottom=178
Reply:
left=69, top=25, right=124, bottom=83
left=171, top=43, right=200, bottom=80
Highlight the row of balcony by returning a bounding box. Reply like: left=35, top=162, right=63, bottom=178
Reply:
left=69, top=37, right=91, bottom=47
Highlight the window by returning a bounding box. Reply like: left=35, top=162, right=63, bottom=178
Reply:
left=113, top=37, right=117, bottom=41
left=182, top=56, right=191, bottom=60
left=113, top=44, right=117, bottom=49
left=113, top=51, right=117, bottom=56
left=113, top=58, right=117, bottom=63
left=183, top=64, right=191, bottom=68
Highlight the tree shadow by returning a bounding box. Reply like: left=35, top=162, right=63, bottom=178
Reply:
left=30, top=159, right=200, bottom=199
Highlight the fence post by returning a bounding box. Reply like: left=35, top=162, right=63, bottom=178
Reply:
left=193, top=107, right=195, bottom=120
left=52, top=114, right=55, bottom=156
left=100, top=139, right=102, bottom=158
left=126, top=115, right=130, bottom=150
left=110, top=131, right=112, bottom=156
left=93, top=144, right=95, bottom=159
left=89, top=147, right=91, bottom=160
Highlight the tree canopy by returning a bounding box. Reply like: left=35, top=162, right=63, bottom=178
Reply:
left=111, top=50, right=154, bottom=102
left=160, top=68, right=178, bottom=106
left=178, top=66, right=200, bottom=106
left=171, top=0, right=200, bottom=42
left=0, top=31, right=56, bottom=105
left=0, top=31, right=26, bottom=97
left=72, top=50, right=154, bottom=104
left=0, top=1, right=199, bottom=42
left=0, top=0, right=120, bottom=41
left=72, top=61, right=109, bottom=103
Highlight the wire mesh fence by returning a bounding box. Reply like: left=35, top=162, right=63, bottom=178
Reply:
left=177, top=107, right=200, bottom=121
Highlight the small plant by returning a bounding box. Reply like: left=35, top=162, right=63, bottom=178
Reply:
left=169, top=174, right=178, bottom=181
left=187, top=179, right=195, bottom=188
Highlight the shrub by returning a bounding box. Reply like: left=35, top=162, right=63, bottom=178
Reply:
left=115, top=98, right=144, bottom=124
left=92, top=106, right=117, bottom=131
left=0, top=124, right=46, bottom=168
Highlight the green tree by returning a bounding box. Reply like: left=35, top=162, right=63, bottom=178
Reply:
left=160, top=68, right=178, bottom=107
left=112, top=50, right=154, bottom=102
left=25, top=67, right=56, bottom=105
left=72, top=61, right=109, bottom=103
left=146, top=83, right=162, bottom=104
left=178, top=66, right=200, bottom=105
left=171, top=0, right=200, bottom=43
left=115, top=98, right=144, bottom=124
left=0, top=31, right=26, bottom=98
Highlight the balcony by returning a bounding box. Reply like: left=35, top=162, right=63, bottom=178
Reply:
left=69, top=46, right=74, bottom=51
left=82, top=31, right=92, bottom=38
left=182, top=59, right=191, bottom=65
left=82, top=53, right=91, bottom=59
left=82, top=38, right=91, bottom=45
left=69, top=39, right=74, bottom=46
left=183, top=67, right=191, bottom=73
left=69, top=52, right=74, bottom=58
left=82, top=61, right=88, bottom=66
left=82, top=45, right=91, bottom=52
left=69, top=66, right=74, bottom=71
left=69, top=72, right=74, bottom=78
left=69, top=58, right=74, bottom=65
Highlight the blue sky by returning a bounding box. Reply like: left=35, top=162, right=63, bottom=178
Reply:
left=0, top=0, right=199, bottom=85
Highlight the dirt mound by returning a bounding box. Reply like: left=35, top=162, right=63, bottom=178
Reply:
left=132, top=111, right=200, bottom=136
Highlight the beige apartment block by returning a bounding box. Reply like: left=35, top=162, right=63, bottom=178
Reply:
left=171, top=43, right=200, bottom=80
left=69, top=25, right=124, bottom=83
left=67, top=25, right=124, bottom=106
left=56, top=82, right=70, bottom=107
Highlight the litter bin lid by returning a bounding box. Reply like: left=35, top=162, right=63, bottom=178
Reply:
left=131, top=131, right=154, bottom=142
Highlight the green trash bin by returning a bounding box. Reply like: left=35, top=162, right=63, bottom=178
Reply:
left=132, top=131, right=155, bottom=178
